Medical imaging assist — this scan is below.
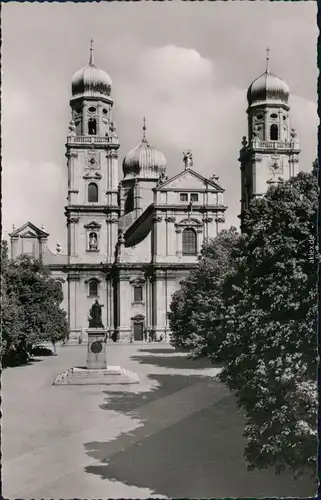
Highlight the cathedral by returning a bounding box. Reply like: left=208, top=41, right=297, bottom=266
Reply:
left=9, top=47, right=300, bottom=343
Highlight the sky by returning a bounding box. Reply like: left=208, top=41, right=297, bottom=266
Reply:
left=2, top=1, right=318, bottom=251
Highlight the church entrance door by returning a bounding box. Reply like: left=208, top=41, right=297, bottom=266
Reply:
left=133, top=322, right=143, bottom=341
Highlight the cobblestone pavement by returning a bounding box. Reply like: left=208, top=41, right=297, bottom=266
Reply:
left=2, top=343, right=316, bottom=498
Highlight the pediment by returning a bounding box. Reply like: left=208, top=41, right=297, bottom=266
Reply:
left=84, top=221, right=102, bottom=229
left=156, top=168, right=223, bottom=192
left=83, top=172, right=102, bottom=180
left=9, top=221, right=49, bottom=238
left=129, top=276, right=146, bottom=285
left=177, top=218, right=203, bottom=227
left=20, top=231, right=37, bottom=238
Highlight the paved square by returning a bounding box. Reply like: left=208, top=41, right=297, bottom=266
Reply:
left=2, top=343, right=315, bottom=498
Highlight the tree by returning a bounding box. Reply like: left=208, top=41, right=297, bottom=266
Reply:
left=213, top=172, right=318, bottom=478
left=1, top=244, right=69, bottom=366
left=168, top=227, right=239, bottom=358
left=1, top=241, right=24, bottom=365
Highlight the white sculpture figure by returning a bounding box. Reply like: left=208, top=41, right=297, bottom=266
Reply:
left=89, top=232, right=98, bottom=250
left=68, top=120, right=76, bottom=137
left=183, top=150, right=193, bottom=169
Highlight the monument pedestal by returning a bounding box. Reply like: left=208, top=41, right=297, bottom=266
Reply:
left=53, top=323, right=139, bottom=386
left=86, top=329, right=107, bottom=369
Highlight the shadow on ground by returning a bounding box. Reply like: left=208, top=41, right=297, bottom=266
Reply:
left=137, top=347, right=176, bottom=355
left=130, top=353, right=218, bottom=370
left=99, top=373, right=207, bottom=415
left=84, top=373, right=316, bottom=498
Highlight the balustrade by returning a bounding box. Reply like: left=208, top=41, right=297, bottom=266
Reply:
left=256, top=140, right=291, bottom=149
left=66, top=136, right=111, bottom=145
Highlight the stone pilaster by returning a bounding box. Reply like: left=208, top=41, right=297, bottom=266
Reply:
left=67, top=273, right=81, bottom=337
left=175, top=227, right=182, bottom=257
left=152, top=215, right=163, bottom=263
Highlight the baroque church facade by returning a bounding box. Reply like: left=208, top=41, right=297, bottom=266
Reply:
left=9, top=48, right=300, bottom=342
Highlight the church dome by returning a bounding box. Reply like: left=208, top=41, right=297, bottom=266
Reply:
left=123, top=120, right=166, bottom=180
left=71, top=44, right=112, bottom=98
left=247, top=52, right=289, bottom=107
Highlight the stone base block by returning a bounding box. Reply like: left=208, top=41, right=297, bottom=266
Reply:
left=86, top=329, right=107, bottom=369
left=53, top=366, right=139, bottom=386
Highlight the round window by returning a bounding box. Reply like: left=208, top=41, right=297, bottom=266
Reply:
left=103, top=109, right=108, bottom=115
left=271, top=113, right=278, bottom=119
left=88, top=106, right=96, bottom=113
left=256, top=114, right=263, bottom=120
left=283, top=115, right=287, bottom=120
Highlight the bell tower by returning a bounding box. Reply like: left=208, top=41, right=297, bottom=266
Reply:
left=239, top=49, right=301, bottom=217
left=65, top=40, right=120, bottom=265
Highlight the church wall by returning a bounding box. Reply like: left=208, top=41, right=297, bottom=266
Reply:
left=117, top=275, right=134, bottom=341
left=50, top=270, right=68, bottom=320
left=68, top=272, right=108, bottom=339
left=154, top=271, right=193, bottom=339
left=122, top=232, right=152, bottom=263
left=11, top=236, right=43, bottom=260
left=153, top=210, right=208, bottom=264
left=69, top=214, right=108, bottom=264
left=138, top=181, right=157, bottom=211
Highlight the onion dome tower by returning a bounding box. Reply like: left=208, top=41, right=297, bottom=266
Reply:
left=239, top=49, right=300, bottom=222
left=65, top=39, right=120, bottom=282
left=120, top=118, right=167, bottom=217
left=122, top=118, right=166, bottom=181
left=71, top=50, right=112, bottom=99
left=69, top=39, right=115, bottom=138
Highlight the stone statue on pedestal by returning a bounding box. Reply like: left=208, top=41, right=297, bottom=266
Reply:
left=183, top=150, right=193, bottom=169
left=88, top=299, right=104, bottom=328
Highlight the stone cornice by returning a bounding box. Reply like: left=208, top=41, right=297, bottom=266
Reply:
left=65, top=205, right=120, bottom=215
left=113, top=262, right=198, bottom=272
left=106, top=217, right=119, bottom=224
left=153, top=204, right=227, bottom=212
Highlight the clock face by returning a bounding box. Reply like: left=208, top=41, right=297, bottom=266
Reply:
left=91, top=341, right=103, bottom=354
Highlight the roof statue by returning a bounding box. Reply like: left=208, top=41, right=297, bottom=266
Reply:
left=68, top=120, right=76, bottom=137
left=209, top=174, right=219, bottom=183
left=183, top=150, right=193, bottom=169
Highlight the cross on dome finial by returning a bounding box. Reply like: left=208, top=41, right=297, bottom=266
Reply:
left=142, top=116, right=147, bottom=142
left=266, top=47, right=270, bottom=73
left=89, top=38, right=94, bottom=65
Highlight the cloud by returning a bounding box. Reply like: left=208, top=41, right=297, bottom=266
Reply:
left=115, top=45, right=317, bottom=230
left=117, top=45, right=245, bottom=160
left=2, top=43, right=317, bottom=246
left=2, top=160, right=66, bottom=249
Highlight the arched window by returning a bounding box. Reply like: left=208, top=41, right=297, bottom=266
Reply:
left=270, top=124, right=279, bottom=141
left=55, top=281, right=63, bottom=301
left=88, top=118, right=97, bottom=135
left=89, top=280, right=98, bottom=297
left=88, top=183, right=98, bottom=202
left=182, top=228, right=197, bottom=256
